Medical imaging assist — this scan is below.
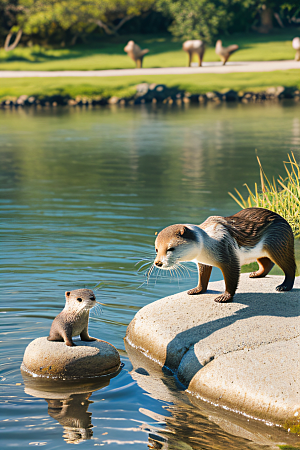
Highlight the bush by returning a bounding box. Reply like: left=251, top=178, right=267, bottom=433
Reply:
left=229, top=153, right=300, bottom=239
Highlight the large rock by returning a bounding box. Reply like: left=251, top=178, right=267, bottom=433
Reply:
left=125, top=274, right=300, bottom=426
left=21, top=337, right=120, bottom=379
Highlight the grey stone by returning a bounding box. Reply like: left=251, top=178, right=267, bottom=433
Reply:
left=125, top=274, right=300, bottom=425
left=125, top=342, right=300, bottom=449
left=21, top=337, right=120, bottom=379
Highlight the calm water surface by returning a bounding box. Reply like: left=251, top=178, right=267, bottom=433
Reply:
left=1, top=102, right=300, bottom=449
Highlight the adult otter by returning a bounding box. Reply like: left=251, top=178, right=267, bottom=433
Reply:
left=154, top=208, right=296, bottom=303
left=48, top=289, right=97, bottom=346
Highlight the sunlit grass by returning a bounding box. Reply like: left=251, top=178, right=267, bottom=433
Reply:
left=0, top=29, right=299, bottom=71
left=229, top=153, right=300, bottom=239
left=1, top=69, right=300, bottom=101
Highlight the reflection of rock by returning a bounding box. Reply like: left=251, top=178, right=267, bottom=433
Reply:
left=215, top=40, right=238, bottom=65
left=126, top=274, right=300, bottom=426
left=182, top=40, right=205, bottom=67
left=292, top=37, right=300, bottom=61
left=126, top=342, right=300, bottom=450
left=21, top=337, right=120, bottom=379
left=22, top=370, right=120, bottom=444
left=124, top=41, right=149, bottom=68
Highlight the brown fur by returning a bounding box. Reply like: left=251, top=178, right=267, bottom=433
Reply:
left=154, top=208, right=296, bottom=303
left=48, top=289, right=96, bottom=347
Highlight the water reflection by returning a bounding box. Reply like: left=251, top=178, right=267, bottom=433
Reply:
left=21, top=372, right=118, bottom=444
left=126, top=343, right=300, bottom=450
left=1, top=103, right=300, bottom=449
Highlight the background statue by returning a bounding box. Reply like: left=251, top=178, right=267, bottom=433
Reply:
left=292, top=37, right=300, bottom=61
left=215, top=40, right=239, bottom=65
left=182, top=40, right=205, bottom=67
left=124, top=41, right=149, bottom=68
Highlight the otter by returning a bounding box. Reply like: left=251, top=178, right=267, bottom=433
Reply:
left=48, top=289, right=97, bottom=346
left=154, top=208, right=296, bottom=303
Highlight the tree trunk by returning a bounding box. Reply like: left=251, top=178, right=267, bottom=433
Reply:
left=4, top=29, right=23, bottom=51
left=259, top=6, right=273, bottom=31
left=93, top=15, right=134, bottom=35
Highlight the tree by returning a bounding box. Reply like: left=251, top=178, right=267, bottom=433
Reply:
left=2, top=0, right=154, bottom=48
left=157, top=0, right=234, bottom=44
left=0, top=0, right=25, bottom=50
left=157, top=0, right=300, bottom=42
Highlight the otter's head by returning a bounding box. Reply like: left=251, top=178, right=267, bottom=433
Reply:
left=65, top=289, right=96, bottom=312
left=154, top=224, right=199, bottom=270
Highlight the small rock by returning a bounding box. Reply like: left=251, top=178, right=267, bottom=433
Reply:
left=206, top=91, right=217, bottom=99
left=136, top=83, right=149, bottom=97
left=265, top=87, right=277, bottom=96
left=21, top=337, right=121, bottom=380
left=222, top=89, right=238, bottom=101
left=108, top=96, right=120, bottom=105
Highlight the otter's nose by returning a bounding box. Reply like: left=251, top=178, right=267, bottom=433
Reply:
left=155, top=261, right=163, bottom=267
left=90, top=296, right=96, bottom=301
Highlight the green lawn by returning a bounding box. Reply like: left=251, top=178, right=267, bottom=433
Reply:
left=0, top=29, right=299, bottom=71
left=1, top=70, right=300, bottom=101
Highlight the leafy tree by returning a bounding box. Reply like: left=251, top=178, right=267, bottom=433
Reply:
left=157, top=0, right=234, bottom=44
left=158, top=0, right=300, bottom=43
left=2, top=0, right=154, bottom=48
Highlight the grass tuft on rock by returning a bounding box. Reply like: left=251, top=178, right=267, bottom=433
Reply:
left=229, top=153, right=300, bottom=239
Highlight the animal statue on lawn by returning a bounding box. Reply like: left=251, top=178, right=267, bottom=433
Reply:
left=182, top=40, right=205, bottom=67
left=215, top=40, right=239, bottom=65
left=124, top=41, right=149, bottom=68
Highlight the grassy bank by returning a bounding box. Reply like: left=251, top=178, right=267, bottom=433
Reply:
left=1, top=70, right=300, bottom=101
left=0, top=29, right=299, bottom=72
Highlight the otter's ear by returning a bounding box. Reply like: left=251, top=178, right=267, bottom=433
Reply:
left=65, top=291, right=70, bottom=298
left=179, top=226, right=197, bottom=241
left=179, top=226, right=187, bottom=236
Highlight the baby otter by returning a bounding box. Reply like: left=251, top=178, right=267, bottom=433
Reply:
left=154, top=207, right=296, bottom=303
left=48, top=289, right=97, bottom=346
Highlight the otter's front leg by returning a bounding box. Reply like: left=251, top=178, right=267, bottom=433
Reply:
left=188, top=264, right=212, bottom=295
left=215, top=258, right=240, bottom=303
left=80, top=327, right=96, bottom=342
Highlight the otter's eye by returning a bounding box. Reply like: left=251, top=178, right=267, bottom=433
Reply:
left=77, top=298, right=82, bottom=302
left=155, top=248, right=158, bottom=253
left=167, top=247, right=175, bottom=252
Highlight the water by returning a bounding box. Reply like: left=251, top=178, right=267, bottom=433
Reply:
left=1, top=102, right=300, bottom=449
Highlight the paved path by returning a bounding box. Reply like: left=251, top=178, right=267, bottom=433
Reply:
left=0, top=60, right=299, bottom=78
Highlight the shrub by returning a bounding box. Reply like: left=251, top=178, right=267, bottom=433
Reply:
left=229, top=153, right=300, bottom=239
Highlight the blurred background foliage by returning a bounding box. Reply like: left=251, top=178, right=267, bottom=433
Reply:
left=1, top=0, right=300, bottom=48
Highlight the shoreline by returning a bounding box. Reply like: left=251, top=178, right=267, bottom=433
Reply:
left=1, top=83, right=300, bottom=109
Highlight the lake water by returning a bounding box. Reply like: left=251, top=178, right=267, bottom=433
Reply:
left=1, top=102, right=300, bottom=449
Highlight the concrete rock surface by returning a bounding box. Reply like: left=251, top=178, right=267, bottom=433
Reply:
left=21, top=337, right=120, bottom=379
left=125, top=274, right=300, bottom=426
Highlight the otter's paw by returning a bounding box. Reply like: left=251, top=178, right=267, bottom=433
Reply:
left=275, top=284, right=292, bottom=292
left=82, top=337, right=97, bottom=342
left=187, top=287, right=206, bottom=295
left=249, top=271, right=261, bottom=278
left=214, top=293, right=233, bottom=303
